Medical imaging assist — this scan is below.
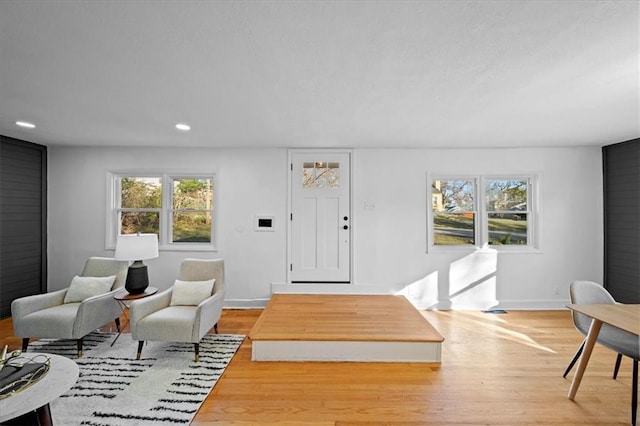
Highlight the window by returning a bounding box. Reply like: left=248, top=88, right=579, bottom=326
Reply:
left=171, top=177, right=214, bottom=243
left=485, top=179, right=529, bottom=246
left=108, top=172, right=215, bottom=250
left=119, top=177, right=162, bottom=235
left=432, top=179, right=476, bottom=245
left=429, top=175, right=537, bottom=250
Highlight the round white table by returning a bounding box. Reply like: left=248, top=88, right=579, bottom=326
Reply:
left=0, top=352, right=79, bottom=426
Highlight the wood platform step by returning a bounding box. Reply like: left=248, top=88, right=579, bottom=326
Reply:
left=248, top=294, right=444, bottom=362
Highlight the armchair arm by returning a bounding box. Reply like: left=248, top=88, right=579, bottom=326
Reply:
left=193, top=289, right=226, bottom=340
left=73, top=289, right=122, bottom=338
left=129, top=289, right=173, bottom=331
left=11, top=289, right=67, bottom=321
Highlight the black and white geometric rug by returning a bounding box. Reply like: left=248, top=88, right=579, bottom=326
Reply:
left=28, top=331, right=244, bottom=425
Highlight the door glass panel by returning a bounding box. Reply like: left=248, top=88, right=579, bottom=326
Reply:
left=327, top=162, right=340, bottom=188
left=303, top=162, right=315, bottom=188
left=314, top=162, right=330, bottom=187
left=302, top=161, right=340, bottom=189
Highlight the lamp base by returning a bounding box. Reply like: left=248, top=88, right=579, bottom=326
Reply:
left=125, top=261, right=149, bottom=294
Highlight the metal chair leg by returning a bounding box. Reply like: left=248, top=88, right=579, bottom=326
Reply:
left=136, top=341, right=144, bottom=360
left=613, top=353, right=623, bottom=379
left=632, top=359, right=637, bottom=426
left=194, top=343, right=200, bottom=362
left=563, top=340, right=585, bottom=378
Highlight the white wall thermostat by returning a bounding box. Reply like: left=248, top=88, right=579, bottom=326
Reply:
left=255, top=215, right=275, bottom=231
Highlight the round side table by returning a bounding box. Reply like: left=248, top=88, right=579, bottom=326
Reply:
left=111, top=286, right=158, bottom=345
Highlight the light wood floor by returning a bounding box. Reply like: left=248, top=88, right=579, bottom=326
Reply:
left=250, top=294, right=444, bottom=342
left=1, top=309, right=636, bottom=425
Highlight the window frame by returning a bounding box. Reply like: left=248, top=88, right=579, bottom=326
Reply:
left=106, top=171, right=217, bottom=252
left=427, top=173, right=540, bottom=253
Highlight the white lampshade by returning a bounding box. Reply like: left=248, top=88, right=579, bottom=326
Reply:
left=114, top=233, right=159, bottom=261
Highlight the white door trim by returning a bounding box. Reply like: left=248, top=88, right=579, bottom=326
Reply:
left=287, top=148, right=353, bottom=284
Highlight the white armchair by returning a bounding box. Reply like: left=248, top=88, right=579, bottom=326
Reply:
left=11, top=257, right=128, bottom=357
left=130, top=258, right=225, bottom=362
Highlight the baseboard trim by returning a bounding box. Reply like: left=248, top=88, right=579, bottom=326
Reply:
left=271, top=282, right=387, bottom=295
left=224, top=298, right=271, bottom=309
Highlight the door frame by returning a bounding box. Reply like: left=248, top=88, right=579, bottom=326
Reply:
left=286, top=148, right=353, bottom=284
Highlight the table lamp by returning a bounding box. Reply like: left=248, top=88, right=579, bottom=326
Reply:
left=114, top=233, right=159, bottom=294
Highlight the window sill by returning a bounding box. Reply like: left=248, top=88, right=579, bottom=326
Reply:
left=427, top=245, right=542, bottom=255
left=159, top=244, right=217, bottom=252
left=106, top=244, right=217, bottom=253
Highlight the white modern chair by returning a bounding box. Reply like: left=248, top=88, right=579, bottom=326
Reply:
left=564, top=280, right=639, bottom=425
left=129, top=258, right=225, bottom=362
left=11, top=257, right=128, bottom=357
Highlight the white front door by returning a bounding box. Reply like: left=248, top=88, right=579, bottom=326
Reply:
left=289, top=151, right=351, bottom=283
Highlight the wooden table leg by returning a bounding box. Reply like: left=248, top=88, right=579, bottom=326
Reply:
left=35, top=403, right=53, bottom=426
left=568, top=318, right=603, bottom=400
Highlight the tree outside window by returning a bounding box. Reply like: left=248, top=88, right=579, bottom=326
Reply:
left=171, top=177, right=213, bottom=243
left=119, top=177, right=162, bottom=235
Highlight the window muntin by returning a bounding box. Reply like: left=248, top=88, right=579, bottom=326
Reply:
left=430, top=176, right=536, bottom=250
left=111, top=173, right=215, bottom=250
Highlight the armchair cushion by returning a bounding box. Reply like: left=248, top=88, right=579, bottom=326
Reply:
left=135, top=306, right=199, bottom=341
left=17, top=303, right=81, bottom=339
left=169, top=279, right=215, bottom=306
left=63, top=275, right=116, bottom=303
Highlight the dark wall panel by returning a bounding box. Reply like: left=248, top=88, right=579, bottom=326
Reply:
left=603, top=138, right=640, bottom=303
left=0, top=136, right=47, bottom=318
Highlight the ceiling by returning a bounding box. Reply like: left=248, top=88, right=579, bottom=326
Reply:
left=0, top=1, right=638, bottom=149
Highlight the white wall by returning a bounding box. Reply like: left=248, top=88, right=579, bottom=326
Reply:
left=351, top=147, right=603, bottom=309
left=47, top=146, right=603, bottom=309
left=47, top=147, right=287, bottom=307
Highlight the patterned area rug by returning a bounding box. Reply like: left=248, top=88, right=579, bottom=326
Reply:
left=28, top=331, right=244, bottom=426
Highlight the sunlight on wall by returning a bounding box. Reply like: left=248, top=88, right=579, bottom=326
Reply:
left=397, top=249, right=499, bottom=310
left=448, top=248, right=498, bottom=309
left=403, top=271, right=439, bottom=309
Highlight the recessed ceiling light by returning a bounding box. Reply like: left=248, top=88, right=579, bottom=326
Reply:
left=175, top=123, right=191, bottom=131
left=16, top=121, right=35, bottom=129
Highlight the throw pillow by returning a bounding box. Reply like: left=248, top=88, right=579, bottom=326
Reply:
left=63, top=275, right=117, bottom=303
left=170, top=279, right=215, bottom=306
